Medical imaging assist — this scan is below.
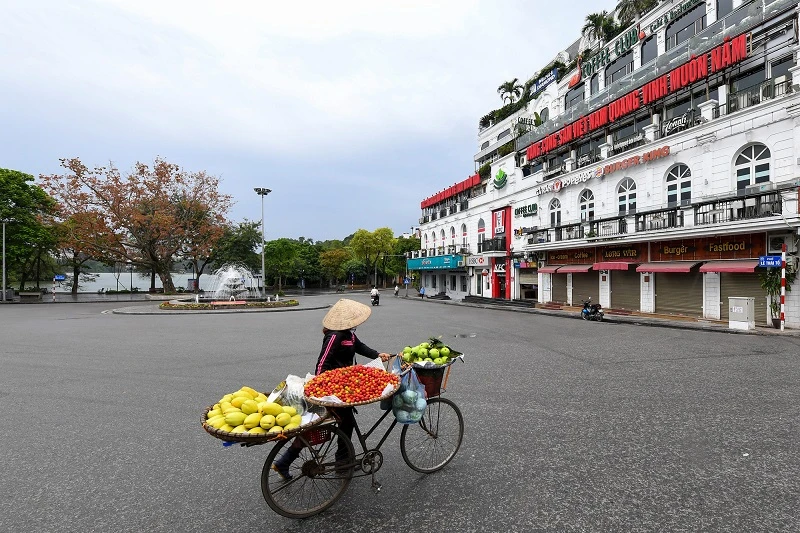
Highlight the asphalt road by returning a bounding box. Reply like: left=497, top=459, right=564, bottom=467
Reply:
left=1, top=295, right=799, bottom=532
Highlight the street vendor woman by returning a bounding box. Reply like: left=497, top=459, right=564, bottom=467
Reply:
left=272, top=298, right=392, bottom=480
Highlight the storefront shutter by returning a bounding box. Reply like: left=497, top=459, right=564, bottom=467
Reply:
left=518, top=269, right=537, bottom=284
left=610, top=269, right=640, bottom=311
left=571, top=272, right=600, bottom=304
left=551, top=274, right=568, bottom=303
left=654, top=272, right=703, bottom=317
left=720, top=273, right=768, bottom=325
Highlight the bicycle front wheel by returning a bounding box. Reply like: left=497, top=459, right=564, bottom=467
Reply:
left=400, top=397, right=464, bottom=473
left=261, top=424, right=354, bottom=519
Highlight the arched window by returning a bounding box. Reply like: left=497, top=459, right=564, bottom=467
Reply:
left=461, top=223, right=467, bottom=247
left=617, top=178, right=637, bottom=214
left=424, top=233, right=429, bottom=246
left=440, top=229, right=446, bottom=242
left=450, top=226, right=456, bottom=245
left=735, top=144, right=770, bottom=192
left=549, top=199, right=562, bottom=227
left=539, top=108, right=549, bottom=123
left=477, top=218, right=486, bottom=245
left=666, top=164, right=692, bottom=206
left=579, top=189, right=595, bottom=221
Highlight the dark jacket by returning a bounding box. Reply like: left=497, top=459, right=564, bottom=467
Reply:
left=315, top=329, right=380, bottom=375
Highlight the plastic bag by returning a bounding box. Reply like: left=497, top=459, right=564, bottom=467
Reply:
left=379, top=357, right=403, bottom=410
left=281, top=374, right=308, bottom=415
left=391, top=368, right=427, bottom=424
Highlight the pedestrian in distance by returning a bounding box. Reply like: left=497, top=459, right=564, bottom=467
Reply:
left=419, top=286, right=425, bottom=299
left=394, top=284, right=399, bottom=297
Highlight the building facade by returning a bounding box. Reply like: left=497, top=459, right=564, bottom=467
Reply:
left=413, top=0, right=800, bottom=326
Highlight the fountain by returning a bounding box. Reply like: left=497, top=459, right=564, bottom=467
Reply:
left=203, top=264, right=263, bottom=304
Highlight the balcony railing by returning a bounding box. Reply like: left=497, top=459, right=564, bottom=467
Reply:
left=576, top=150, right=601, bottom=169
left=694, top=191, right=782, bottom=226
left=555, top=222, right=585, bottom=242
left=458, top=246, right=471, bottom=255
left=446, top=245, right=458, bottom=254
left=588, top=216, right=628, bottom=239
left=635, top=208, right=684, bottom=231
left=728, top=78, right=794, bottom=114
left=477, top=237, right=507, bottom=253
left=528, top=231, right=551, bottom=245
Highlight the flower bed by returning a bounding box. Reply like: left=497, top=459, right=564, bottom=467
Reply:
left=159, top=299, right=299, bottom=310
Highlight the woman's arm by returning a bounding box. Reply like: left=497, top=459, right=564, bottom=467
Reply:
left=315, top=330, right=340, bottom=375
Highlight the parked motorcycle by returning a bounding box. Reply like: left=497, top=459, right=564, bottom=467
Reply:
left=371, top=293, right=380, bottom=306
left=581, top=297, right=603, bottom=321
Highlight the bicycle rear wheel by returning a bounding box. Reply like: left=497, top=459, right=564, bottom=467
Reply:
left=261, top=425, right=355, bottom=519
left=400, top=397, right=464, bottom=473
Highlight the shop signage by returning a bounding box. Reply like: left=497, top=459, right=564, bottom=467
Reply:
left=526, top=32, right=749, bottom=161
left=648, top=0, right=703, bottom=33
left=493, top=209, right=505, bottom=235
left=602, top=247, right=639, bottom=259
left=662, top=111, right=694, bottom=137
left=494, top=263, right=506, bottom=273
left=759, top=256, right=782, bottom=268
left=651, top=234, right=765, bottom=261
left=661, top=244, right=696, bottom=257
left=549, top=252, right=569, bottom=262
left=493, top=168, right=508, bottom=189
left=602, top=146, right=670, bottom=177
left=466, top=256, right=488, bottom=267
left=532, top=167, right=597, bottom=196
left=708, top=241, right=748, bottom=253
left=577, top=153, right=593, bottom=167
left=407, top=255, right=460, bottom=271
left=531, top=67, right=559, bottom=93
left=581, top=27, right=641, bottom=80
left=514, top=203, right=538, bottom=217
left=612, top=132, right=643, bottom=152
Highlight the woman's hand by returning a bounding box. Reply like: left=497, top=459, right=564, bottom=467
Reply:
left=379, top=353, right=391, bottom=362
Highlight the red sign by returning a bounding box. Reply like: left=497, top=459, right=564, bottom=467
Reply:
left=526, top=33, right=748, bottom=162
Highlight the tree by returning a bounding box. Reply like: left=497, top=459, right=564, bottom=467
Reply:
left=319, top=248, right=351, bottom=286
left=616, top=0, right=658, bottom=26
left=0, top=168, right=57, bottom=290
left=188, top=220, right=261, bottom=290
left=263, top=238, right=299, bottom=293
left=497, top=78, right=524, bottom=105
left=582, top=11, right=611, bottom=43
left=40, top=157, right=232, bottom=293
left=350, top=228, right=396, bottom=287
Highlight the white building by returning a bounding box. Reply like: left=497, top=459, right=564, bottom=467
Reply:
left=412, top=0, right=800, bottom=327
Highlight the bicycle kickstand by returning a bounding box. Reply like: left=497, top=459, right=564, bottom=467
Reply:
left=370, top=471, right=382, bottom=493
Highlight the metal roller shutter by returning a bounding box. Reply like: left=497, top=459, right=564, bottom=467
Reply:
left=610, top=269, right=640, bottom=311
left=654, top=272, right=703, bottom=317
left=551, top=274, right=568, bottom=303
left=518, top=269, right=537, bottom=284
left=571, top=273, right=599, bottom=304
left=720, top=273, right=768, bottom=325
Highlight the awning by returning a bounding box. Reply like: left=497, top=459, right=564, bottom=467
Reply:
left=593, top=261, right=636, bottom=271
left=557, top=264, right=594, bottom=273
left=699, top=260, right=760, bottom=273
left=538, top=265, right=562, bottom=274
left=636, top=262, right=700, bottom=273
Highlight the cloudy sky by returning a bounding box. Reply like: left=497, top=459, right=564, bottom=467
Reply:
left=3, top=0, right=611, bottom=241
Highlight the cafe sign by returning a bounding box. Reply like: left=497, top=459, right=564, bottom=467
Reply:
left=514, top=203, right=538, bottom=217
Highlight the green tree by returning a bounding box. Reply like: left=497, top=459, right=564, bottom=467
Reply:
left=263, top=238, right=299, bottom=293
left=582, top=11, right=611, bottom=43
left=497, top=78, right=524, bottom=105
left=350, top=228, right=396, bottom=287
left=0, top=168, right=57, bottom=291
left=319, top=248, right=351, bottom=287
left=203, top=220, right=261, bottom=273
left=343, top=258, right=367, bottom=284
left=616, top=0, right=657, bottom=26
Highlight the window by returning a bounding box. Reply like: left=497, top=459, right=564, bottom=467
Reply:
left=497, top=129, right=511, bottom=141
left=565, top=83, right=585, bottom=110
left=732, top=67, right=765, bottom=93
left=450, top=226, right=456, bottom=244
left=424, top=233, right=429, bottom=246
left=440, top=229, right=446, bottom=247
left=450, top=275, right=456, bottom=290
left=460, top=275, right=467, bottom=292
left=666, top=3, right=706, bottom=50
left=461, top=223, right=467, bottom=247
left=576, top=135, right=604, bottom=167
left=666, top=164, right=692, bottom=206
left=549, top=199, right=562, bottom=227
left=590, top=74, right=599, bottom=95
left=539, top=108, right=549, bottom=122
left=579, top=189, right=595, bottom=221
left=735, top=144, right=770, bottom=191
left=716, top=0, right=733, bottom=18
left=477, top=218, right=486, bottom=245
left=771, top=55, right=793, bottom=80
left=640, top=36, right=657, bottom=66
left=432, top=276, right=436, bottom=289
left=618, top=178, right=637, bottom=214
left=481, top=140, right=490, bottom=150
left=605, top=51, right=633, bottom=84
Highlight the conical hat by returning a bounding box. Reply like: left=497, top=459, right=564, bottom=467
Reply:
left=322, top=299, right=372, bottom=330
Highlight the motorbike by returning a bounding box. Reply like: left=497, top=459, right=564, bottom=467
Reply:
left=371, top=293, right=380, bottom=306
left=580, top=297, right=603, bottom=321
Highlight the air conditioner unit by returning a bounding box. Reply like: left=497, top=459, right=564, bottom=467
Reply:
left=768, top=234, right=797, bottom=254
left=745, top=182, right=775, bottom=195
left=457, top=260, right=465, bottom=267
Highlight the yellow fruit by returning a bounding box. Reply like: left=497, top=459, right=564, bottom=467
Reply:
left=220, top=401, right=233, bottom=411
left=240, top=386, right=259, bottom=396
left=220, top=424, right=235, bottom=432
left=243, top=413, right=263, bottom=429
left=275, top=412, right=292, bottom=427
left=231, top=425, right=248, bottom=433
left=232, top=390, right=254, bottom=400
left=261, top=402, right=283, bottom=417
left=259, top=415, right=276, bottom=430
left=267, top=426, right=283, bottom=434
left=206, top=409, right=221, bottom=419
left=225, top=411, right=247, bottom=427
left=241, top=400, right=259, bottom=415
left=213, top=403, right=221, bottom=411
left=248, top=426, right=267, bottom=434
left=207, top=416, right=226, bottom=429
left=254, top=394, right=267, bottom=403
left=283, top=423, right=300, bottom=433
left=282, top=406, right=297, bottom=416
left=230, top=397, right=246, bottom=408
left=290, top=414, right=302, bottom=426
left=222, top=406, right=241, bottom=415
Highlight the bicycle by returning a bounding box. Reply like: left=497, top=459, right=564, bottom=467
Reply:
left=259, top=362, right=464, bottom=519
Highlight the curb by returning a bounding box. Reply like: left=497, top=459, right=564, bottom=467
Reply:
left=110, top=303, right=331, bottom=316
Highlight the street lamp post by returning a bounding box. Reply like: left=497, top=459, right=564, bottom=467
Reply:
left=254, top=188, right=272, bottom=292
left=2, top=220, right=6, bottom=302
left=127, top=262, right=133, bottom=298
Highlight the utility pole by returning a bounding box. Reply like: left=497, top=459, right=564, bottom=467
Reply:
left=254, top=188, right=272, bottom=292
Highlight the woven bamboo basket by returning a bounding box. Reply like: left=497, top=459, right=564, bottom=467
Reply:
left=304, top=381, right=400, bottom=408
left=201, top=405, right=331, bottom=445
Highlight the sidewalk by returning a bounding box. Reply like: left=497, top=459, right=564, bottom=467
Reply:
left=404, top=295, right=800, bottom=337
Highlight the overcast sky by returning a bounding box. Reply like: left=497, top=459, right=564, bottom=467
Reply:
left=2, top=0, right=613, bottom=241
